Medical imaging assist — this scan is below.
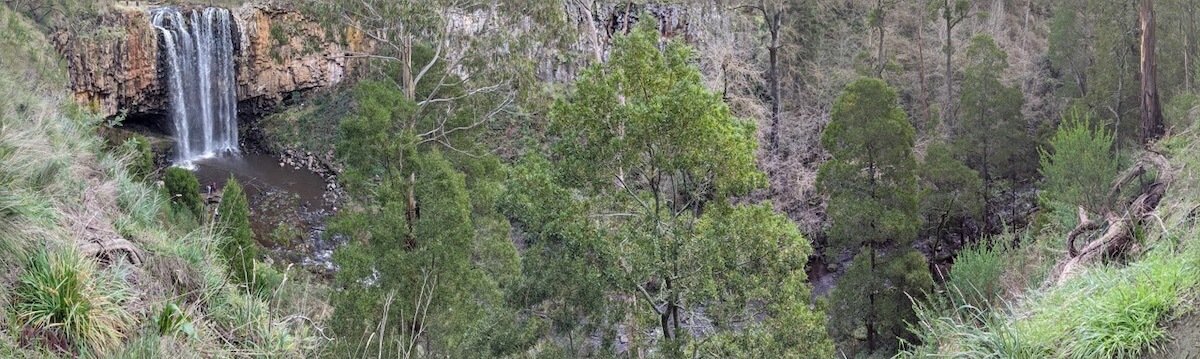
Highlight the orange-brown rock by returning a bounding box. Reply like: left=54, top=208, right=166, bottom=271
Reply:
left=232, top=4, right=347, bottom=113
left=56, top=4, right=347, bottom=119
left=55, top=8, right=162, bottom=118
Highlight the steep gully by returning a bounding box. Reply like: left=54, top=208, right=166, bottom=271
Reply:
left=115, top=5, right=342, bottom=272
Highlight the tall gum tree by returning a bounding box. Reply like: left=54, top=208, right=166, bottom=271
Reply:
left=1140, top=0, right=1165, bottom=143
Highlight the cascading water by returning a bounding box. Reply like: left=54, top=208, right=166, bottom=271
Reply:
left=150, top=7, right=239, bottom=164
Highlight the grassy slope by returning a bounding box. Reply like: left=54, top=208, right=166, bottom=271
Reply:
left=902, top=120, right=1200, bottom=358
left=0, top=6, right=326, bottom=358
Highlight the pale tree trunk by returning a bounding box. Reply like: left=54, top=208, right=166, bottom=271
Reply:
left=1140, top=0, right=1165, bottom=143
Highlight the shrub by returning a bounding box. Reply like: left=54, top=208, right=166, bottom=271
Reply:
left=123, top=134, right=154, bottom=182
left=163, top=167, right=203, bottom=220
left=268, top=221, right=301, bottom=248
left=1038, top=110, right=1118, bottom=228
left=15, top=247, right=131, bottom=355
left=1164, top=92, right=1199, bottom=131
left=946, top=240, right=1008, bottom=309
left=216, top=176, right=257, bottom=285
left=251, top=262, right=283, bottom=296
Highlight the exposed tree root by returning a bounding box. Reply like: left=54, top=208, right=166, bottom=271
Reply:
left=78, top=232, right=144, bottom=266
left=70, top=161, right=144, bottom=266
left=1050, top=150, right=1172, bottom=286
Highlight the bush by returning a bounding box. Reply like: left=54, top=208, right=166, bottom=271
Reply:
left=250, top=262, right=284, bottom=296
left=946, top=240, right=1008, bottom=309
left=163, top=167, right=203, bottom=220
left=1038, top=110, right=1118, bottom=226
left=1164, top=92, right=1199, bottom=131
left=123, top=134, right=154, bottom=182
left=216, top=176, right=257, bottom=285
left=15, top=247, right=131, bottom=355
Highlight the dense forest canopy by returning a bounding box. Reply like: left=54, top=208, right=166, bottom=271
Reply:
left=1, top=0, right=1200, bottom=358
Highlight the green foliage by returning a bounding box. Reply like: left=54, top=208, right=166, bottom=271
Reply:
left=819, top=77, right=927, bottom=355
left=920, top=141, right=983, bottom=244
left=216, top=177, right=256, bottom=285
left=946, top=240, right=1008, bottom=309
left=819, top=77, right=920, bottom=253
left=903, top=244, right=1199, bottom=358
left=500, top=155, right=611, bottom=349
left=1049, top=0, right=1140, bottom=144
left=122, top=134, right=153, bottom=182
left=901, top=285, right=1032, bottom=358
left=330, top=151, right=518, bottom=357
left=16, top=247, right=132, bottom=355
left=334, top=80, right=418, bottom=195
left=1164, top=92, right=1199, bottom=131
left=512, top=20, right=830, bottom=356
left=550, top=20, right=762, bottom=196
left=250, top=261, right=284, bottom=296
left=1048, top=8, right=1089, bottom=99
left=1038, top=110, right=1118, bottom=223
left=155, top=303, right=196, bottom=339
left=162, top=167, right=202, bottom=220
left=954, top=34, right=1035, bottom=225
left=268, top=222, right=300, bottom=247
left=829, top=250, right=934, bottom=355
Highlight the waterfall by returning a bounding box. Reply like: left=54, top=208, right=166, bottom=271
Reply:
left=150, top=7, right=239, bottom=164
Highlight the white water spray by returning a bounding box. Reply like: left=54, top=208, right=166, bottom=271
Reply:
left=151, top=7, right=239, bottom=164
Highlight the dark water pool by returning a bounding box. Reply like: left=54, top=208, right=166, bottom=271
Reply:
left=191, top=153, right=328, bottom=207
left=189, top=153, right=343, bottom=273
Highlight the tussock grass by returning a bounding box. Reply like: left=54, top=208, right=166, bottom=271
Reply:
left=904, top=242, right=1198, bottom=358
left=904, top=116, right=1200, bottom=358
left=0, top=5, right=330, bottom=357
left=15, top=247, right=133, bottom=355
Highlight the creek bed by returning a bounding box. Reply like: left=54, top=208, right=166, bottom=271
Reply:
left=191, top=153, right=344, bottom=274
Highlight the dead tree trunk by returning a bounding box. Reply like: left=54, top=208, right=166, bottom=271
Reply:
left=917, top=12, right=931, bottom=131
left=765, top=5, right=782, bottom=152
left=1051, top=151, right=1171, bottom=285
left=1140, top=0, right=1165, bottom=144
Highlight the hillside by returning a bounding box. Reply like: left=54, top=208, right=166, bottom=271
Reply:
left=3, top=0, right=1200, bottom=358
left=0, top=5, right=325, bottom=357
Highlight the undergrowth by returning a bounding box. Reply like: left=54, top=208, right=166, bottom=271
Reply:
left=902, top=117, right=1200, bottom=358
left=15, top=247, right=133, bottom=355
left=0, top=5, right=328, bottom=357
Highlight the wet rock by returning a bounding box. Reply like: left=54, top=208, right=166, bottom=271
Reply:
left=57, top=4, right=351, bottom=120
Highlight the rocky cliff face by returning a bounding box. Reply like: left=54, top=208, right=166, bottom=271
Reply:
left=55, top=4, right=348, bottom=120
left=54, top=9, right=162, bottom=118
left=231, top=4, right=348, bottom=114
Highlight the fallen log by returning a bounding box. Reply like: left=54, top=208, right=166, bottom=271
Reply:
left=1049, top=150, right=1171, bottom=286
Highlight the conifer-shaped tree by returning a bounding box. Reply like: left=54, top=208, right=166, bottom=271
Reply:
left=954, top=34, right=1033, bottom=226
left=819, top=77, right=931, bottom=355
left=216, top=176, right=256, bottom=284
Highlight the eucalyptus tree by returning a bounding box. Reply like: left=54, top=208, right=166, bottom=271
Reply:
left=927, top=0, right=984, bottom=126
left=1140, top=0, right=1165, bottom=143
left=510, top=20, right=831, bottom=356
